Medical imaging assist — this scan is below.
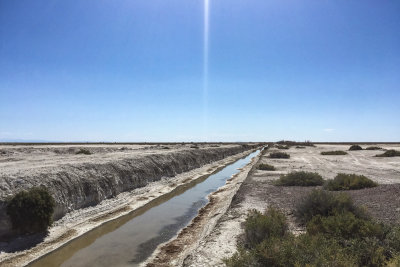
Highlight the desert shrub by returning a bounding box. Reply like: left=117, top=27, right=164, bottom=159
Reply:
left=376, top=150, right=400, bottom=157
left=223, top=247, right=258, bottom=267
left=244, top=208, right=288, bottom=248
left=388, top=254, right=400, bottom=267
left=277, top=140, right=315, bottom=147
left=226, top=191, right=400, bottom=267
left=226, top=217, right=357, bottom=267
left=306, top=211, right=384, bottom=240
left=385, top=226, right=400, bottom=253
left=275, top=171, right=324, bottom=187
left=295, top=190, right=368, bottom=224
left=190, top=145, right=199, bottom=149
left=6, top=187, right=55, bottom=234
left=324, top=173, right=377, bottom=191
left=301, top=141, right=315, bottom=147
left=346, top=237, right=392, bottom=267
left=257, top=163, right=275, bottom=171
left=269, top=152, right=290, bottom=159
left=254, top=234, right=356, bottom=267
left=349, top=145, right=363, bottom=151
left=366, top=146, right=383, bottom=150
left=76, top=148, right=92, bottom=155
left=295, top=146, right=306, bottom=149
left=321, top=150, right=348, bottom=155
left=275, top=145, right=289, bottom=150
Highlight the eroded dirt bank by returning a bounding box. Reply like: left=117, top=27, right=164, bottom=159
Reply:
left=179, top=144, right=400, bottom=266
left=0, top=144, right=259, bottom=266
left=0, top=143, right=258, bottom=239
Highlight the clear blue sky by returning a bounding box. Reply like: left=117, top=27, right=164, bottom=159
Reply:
left=1, top=0, right=399, bottom=142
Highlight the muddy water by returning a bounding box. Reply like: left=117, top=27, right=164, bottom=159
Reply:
left=30, top=150, right=259, bottom=267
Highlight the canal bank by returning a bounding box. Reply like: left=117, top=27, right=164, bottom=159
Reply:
left=29, top=150, right=260, bottom=267
left=145, top=149, right=262, bottom=267
left=1, top=146, right=261, bottom=267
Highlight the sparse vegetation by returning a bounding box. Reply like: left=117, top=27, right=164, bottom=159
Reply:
left=277, top=140, right=315, bottom=147
left=366, top=146, right=383, bottom=150
left=225, top=190, right=400, bottom=267
left=349, top=144, right=363, bottom=151
left=324, top=173, right=377, bottom=191
left=275, top=145, right=289, bottom=150
left=295, top=146, right=306, bottom=149
left=269, top=152, right=290, bottom=159
left=76, top=148, right=92, bottom=155
left=295, top=189, right=368, bottom=224
left=376, top=150, right=400, bottom=157
left=321, top=150, right=348, bottom=155
left=244, top=208, right=288, bottom=248
left=190, top=145, right=200, bottom=149
left=6, top=187, right=55, bottom=234
left=275, top=171, right=324, bottom=186
left=257, top=163, right=275, bottom=171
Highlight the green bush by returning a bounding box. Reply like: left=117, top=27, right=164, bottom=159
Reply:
left=295, top=190, right=368, bottom=224
left=365, top=146, right=383, bottom=150
left=376, top=150, right=400, bottom=157
left=225, top=190, right=400, bottom=267
left=349, top=145, right=363, bottom=151
left=306, top=211, right=384, bottom=240
left=324, top=173, right=377, bottom=191
left=295, top=146, right=306, bottom=149
left=244, top=208, right=288, bottom=248
left=6, top=187, right=55, bottom=234
left=275, top=145, right=289, bottom=150
left=388, top=254, right=400, bottom=267
left=275, top=171, right=324, bottom=187
left=269, top=152, right=290, bottom=159
left=76, top=148, right=92, bottom=155
left=276, top=140, right=315, bottom=147
left=257, top=163, right=275, bottom=171
left=223, top=247, right=258, bottom=267
left=254, top=234, right=356, bottom=267
left=385, top=226, right=400, bottom=252
left=226, top=214, right=357, bottom=267
left=321, top=150, right=348, bottom=155
left=347, top=237, right=389, bottom=267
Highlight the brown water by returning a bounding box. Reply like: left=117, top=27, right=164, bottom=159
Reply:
left=30, top=150, right=259, bottom=267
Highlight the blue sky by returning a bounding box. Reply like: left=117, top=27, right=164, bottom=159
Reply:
left=0, top=0, right=399, bottom=142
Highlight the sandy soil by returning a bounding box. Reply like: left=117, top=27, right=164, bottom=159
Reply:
left=0, top=146, right=258, bottom=267
left=181, top=144, right=400, bottom=267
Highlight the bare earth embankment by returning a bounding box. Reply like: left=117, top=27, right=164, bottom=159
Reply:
left=0, top=143, right=259, bottom=266
left=180, top=144, right=400, bottom=266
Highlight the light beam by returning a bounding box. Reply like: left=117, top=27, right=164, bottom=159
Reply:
left=203, top=0, right=209, bottom=141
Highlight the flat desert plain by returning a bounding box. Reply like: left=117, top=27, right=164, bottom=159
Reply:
left=183, top=144, right=400, bottom=267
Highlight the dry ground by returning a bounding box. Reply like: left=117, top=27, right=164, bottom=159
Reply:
left=183, top=144, right=400, bottom=267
